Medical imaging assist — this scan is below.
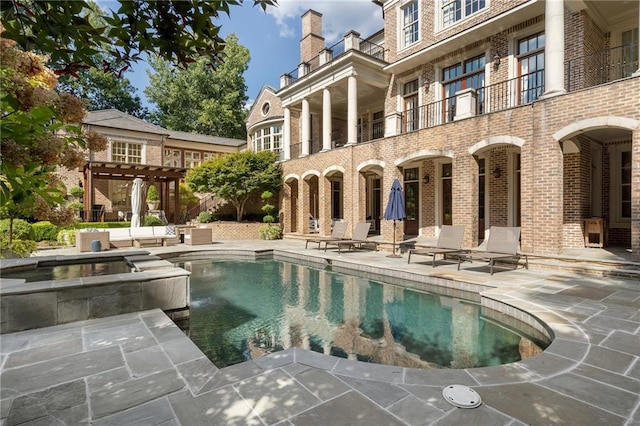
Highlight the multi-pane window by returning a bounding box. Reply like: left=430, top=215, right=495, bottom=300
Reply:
left=163, top=149, right=181, bottom=167
left=272, top=125, right=282, bottom=152
left=331, top=179, right=343, bottom=220
left=403, top=79, right=419, bottom=132
left=252, top=126, right=283, bottom=153
left=184, top=151, right=201, bottom=169
left=202, top=152, right=219, bottom=163
left=111, top=141, right=142, bottom=164
left=621, top=150, right=631, bottom=218
left=442, top=54, right=485, bottom=122
left=401, top=1, right=419, bottom=48
left=621, top=28, right=639, bottom=78
left=518, top=32, right=545, bottom=104
left=442, top=0, right=486, bottom=28
left=442, top=163, right=453, bottom=225
left=372, top=111, right=384, bottom=140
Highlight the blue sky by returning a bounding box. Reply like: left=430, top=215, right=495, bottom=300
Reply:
left=100, top=1, right=384, bottom=110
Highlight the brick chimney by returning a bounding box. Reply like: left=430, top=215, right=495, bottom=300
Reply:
left=300, top=10, right=325, bottom=64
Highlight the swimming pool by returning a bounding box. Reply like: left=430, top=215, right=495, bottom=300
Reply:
left=178, top=258, right=550, bottom=369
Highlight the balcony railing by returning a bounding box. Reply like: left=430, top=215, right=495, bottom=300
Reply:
left=281, top=37, right=385, bottom=88
left=566, top=43, right=638, bottom=92
left=282, top=43, right=636, bottom=153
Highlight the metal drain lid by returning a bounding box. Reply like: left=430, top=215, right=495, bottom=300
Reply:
left=442, top=385, right=482, bottom=409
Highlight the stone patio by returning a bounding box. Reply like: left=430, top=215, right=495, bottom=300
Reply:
left=1, top=240, right=638, bottom=425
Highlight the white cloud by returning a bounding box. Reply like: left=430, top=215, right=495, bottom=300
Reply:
left=266, top=0, right=383, bottom=43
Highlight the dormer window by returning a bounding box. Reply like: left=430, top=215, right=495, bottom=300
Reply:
left=442, top=0, right=486, bottom=28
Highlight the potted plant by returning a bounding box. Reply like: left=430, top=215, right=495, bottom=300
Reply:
left=146, top=185, right=160, bottom=210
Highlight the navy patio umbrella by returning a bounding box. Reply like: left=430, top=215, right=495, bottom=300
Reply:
left=383, top=178, right=406, bottom=258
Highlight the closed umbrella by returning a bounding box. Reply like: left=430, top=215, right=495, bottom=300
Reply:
left=383, top=178, right=406, bottom=258
left=130, top=178, right=143, bottom=228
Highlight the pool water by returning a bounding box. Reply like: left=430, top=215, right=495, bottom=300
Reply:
left=179, top=259, right=549, bottom=369
left=2, top=261, right=133, bottom=282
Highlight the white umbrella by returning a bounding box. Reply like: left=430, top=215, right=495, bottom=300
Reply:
left=130, top=178, right=144, bottom=228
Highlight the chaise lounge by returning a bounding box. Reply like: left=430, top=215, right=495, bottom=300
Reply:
left=324, top=222, right=377, bottom=253
left=456, top=226, right=528, bottom=275
left=305, top=221, right=348, bottom=249
left=407, top=225, right=465, bottom=267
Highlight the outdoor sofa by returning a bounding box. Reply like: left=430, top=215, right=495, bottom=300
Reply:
left=106, top=226, right=179, bottom=248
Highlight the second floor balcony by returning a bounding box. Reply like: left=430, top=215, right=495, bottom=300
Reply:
left=394, top=43, right=638, bottom=135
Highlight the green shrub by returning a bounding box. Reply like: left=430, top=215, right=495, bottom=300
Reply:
left=74, top=222, right=131, bottom=229
left=67, top=201, right=84, bottom=211
left=0, top=239, right=37, bottom=258
left=69, top=186, right=85, bottom=199
left=146, top=185, right=160, bottom=201
left=57, top=229, right=76, bottom=246
left=198, top=211, right=213, bottom=223
left=32, top=221, right=60, bottom=241
left=0, top=219, right=33, bottom=240
left=144, top=215, right=164, bottom=226
left=258, top=224, right=282, bottom=240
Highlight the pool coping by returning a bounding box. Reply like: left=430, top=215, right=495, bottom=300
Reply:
left=2, top=243, right=637, bottom=425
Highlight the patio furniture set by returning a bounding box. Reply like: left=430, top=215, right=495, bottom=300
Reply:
left=76, top=226, right=212, bottom=252
left=306, top=223, right=528, bottom=275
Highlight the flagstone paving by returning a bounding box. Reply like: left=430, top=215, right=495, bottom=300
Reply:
left=1, top=240, right=639, bottom=425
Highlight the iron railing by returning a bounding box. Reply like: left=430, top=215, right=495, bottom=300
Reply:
left=281, top=38, right=385, bottom=88
left=566, top=43, right=638, bottom=92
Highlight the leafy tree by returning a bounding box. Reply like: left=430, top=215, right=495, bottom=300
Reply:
left=0, top=0, right=276, bottom=241
left=146, top=33, right=249, bottom=139
left=58, top=68, right=149, bottom=119
left=0, top=0, right=276, bottom=75
left=0, top=36, right=106, bottom=249
left=186, top=150, right=281, bottom=222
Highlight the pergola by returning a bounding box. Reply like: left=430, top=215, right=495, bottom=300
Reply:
left=82, top=161, right=187, bottom=222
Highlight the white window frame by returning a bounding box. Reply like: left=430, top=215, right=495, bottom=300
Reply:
left=396, top=74, right=422, bottom=129
left=251, top=125, right=283, bottom=153
left=399, top=0, right=420, bottom=51
left=163, top=148, right=182, bottom=168
left=109, top=139, right=145, bottom=164
left=184, top=150, right=202, bottom=169
left=609, top=143, right=632, bottom=228
left=439, top=0, right=488, bottom=30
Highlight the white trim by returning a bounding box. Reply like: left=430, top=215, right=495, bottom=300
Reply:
left=398, top=0, right=421, bottom=52
left=283, top=173, right=300, bottom=183
left=357, top=159, right=386, bottom=172
left=609, top=143, right=632, bottom=229
left=322, top=165, right=346, bottom=177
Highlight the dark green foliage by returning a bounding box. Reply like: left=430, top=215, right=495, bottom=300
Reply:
left=198, top=211, right=213, bottom=223
left=32, top=221, right=60, bottom=241
left=0, top=0, right=276, bottom=75
left=144, top=215, right=164, bottom=226
left=0, top=219, right=33, bottom=240
left=186, top=150, right=281, bottom=222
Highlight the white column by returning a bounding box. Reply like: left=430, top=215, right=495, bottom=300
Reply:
left=301, top=98, right=310, bottom=156
left=542, top=0, right=566, bottom=98
left=283, top=107, right=291, bottom=160
left=322, top=88, right=332, bottom=151
left=346, top=74, right=358, bottom=145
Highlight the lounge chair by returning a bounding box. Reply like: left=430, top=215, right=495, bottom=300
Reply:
left=305, top=221, right=348, bottom=249
left=324, top=222, right=377, bottom=253
left=457, top=226, right=528, bottom=275
left=407, top=225, right=465, bottom=266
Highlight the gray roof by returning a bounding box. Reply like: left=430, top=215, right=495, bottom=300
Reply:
left=84, top=109, right=246, bottom=148
left=166, top=130, right=247, bottom=147
left=84, top=109, right=168, bottom=135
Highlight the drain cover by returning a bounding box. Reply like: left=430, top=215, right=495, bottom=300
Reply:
left=442, top=385, right=482, bottom=408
